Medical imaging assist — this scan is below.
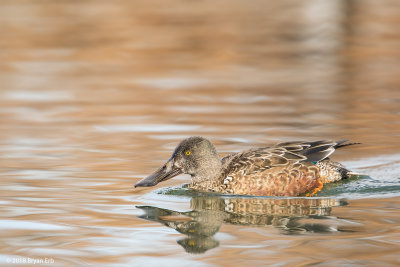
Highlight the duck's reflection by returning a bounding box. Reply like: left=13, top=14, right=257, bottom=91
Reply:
left=137, top=197, right=347, bottom=253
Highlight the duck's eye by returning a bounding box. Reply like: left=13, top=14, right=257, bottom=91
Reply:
left=185, top=151, right=191, bottom=156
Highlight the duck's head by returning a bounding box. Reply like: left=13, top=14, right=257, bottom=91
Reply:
left=135, top=136, right=222, bottom=188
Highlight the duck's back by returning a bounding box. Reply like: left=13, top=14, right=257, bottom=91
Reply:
left=212, top=140, right=356, bottom=196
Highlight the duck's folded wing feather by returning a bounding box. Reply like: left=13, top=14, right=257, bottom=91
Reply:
left=275, top=140, right=356, bottom=163
left=221, top=140, right=357, bottom=176
left=221, top=147, right=306, bottom=177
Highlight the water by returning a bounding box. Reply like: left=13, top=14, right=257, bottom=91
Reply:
left=1, top=0, right=400, bottom=266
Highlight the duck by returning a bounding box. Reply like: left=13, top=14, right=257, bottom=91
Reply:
left=134, top=136, right=359, bottom=196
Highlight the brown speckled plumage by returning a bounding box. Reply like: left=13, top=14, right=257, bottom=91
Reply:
left=135, top=137, right=358, bottom=197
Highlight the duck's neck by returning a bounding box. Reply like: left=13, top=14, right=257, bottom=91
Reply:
left=191, top=156, right=222, bottom=184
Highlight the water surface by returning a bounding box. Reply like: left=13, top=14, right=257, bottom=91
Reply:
left=0, top=0, right=399, bottom=266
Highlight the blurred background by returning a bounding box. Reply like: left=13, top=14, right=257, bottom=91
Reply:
left=0, top=0, right=399, bottom=266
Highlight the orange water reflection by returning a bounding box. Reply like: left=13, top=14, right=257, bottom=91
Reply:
left=0, top=0, right=399, bottom=266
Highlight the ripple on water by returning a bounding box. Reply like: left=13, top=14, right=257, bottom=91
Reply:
left=5, top=90, right=73, bottom=102
left=0, top=220, right=73, bottom=231
left=93, top=124, right=200, bottom=133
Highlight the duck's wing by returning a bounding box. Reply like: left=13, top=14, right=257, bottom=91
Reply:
left=274, top=139, right=358, bottom=163
left=220, top=140, right=358, bottom=177
left=220, top=146, right=305, bottom=177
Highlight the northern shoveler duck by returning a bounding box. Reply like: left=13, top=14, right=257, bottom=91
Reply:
left=135, top=136, right=359, bottom=196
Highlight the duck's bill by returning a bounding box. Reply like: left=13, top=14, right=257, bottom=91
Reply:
left=135, top=162, right=182, bottom=188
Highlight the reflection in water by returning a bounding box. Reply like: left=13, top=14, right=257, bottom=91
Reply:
left=137, top=196, right=347, bottom=253
left=1, top=0, right=400, bottom=265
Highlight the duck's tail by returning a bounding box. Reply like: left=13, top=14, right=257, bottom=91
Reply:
left=334, top=140, right=361, bottom=149
left=333, top=140, right=362, bottom=180
left=317, top=160, right=354, bottom=183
